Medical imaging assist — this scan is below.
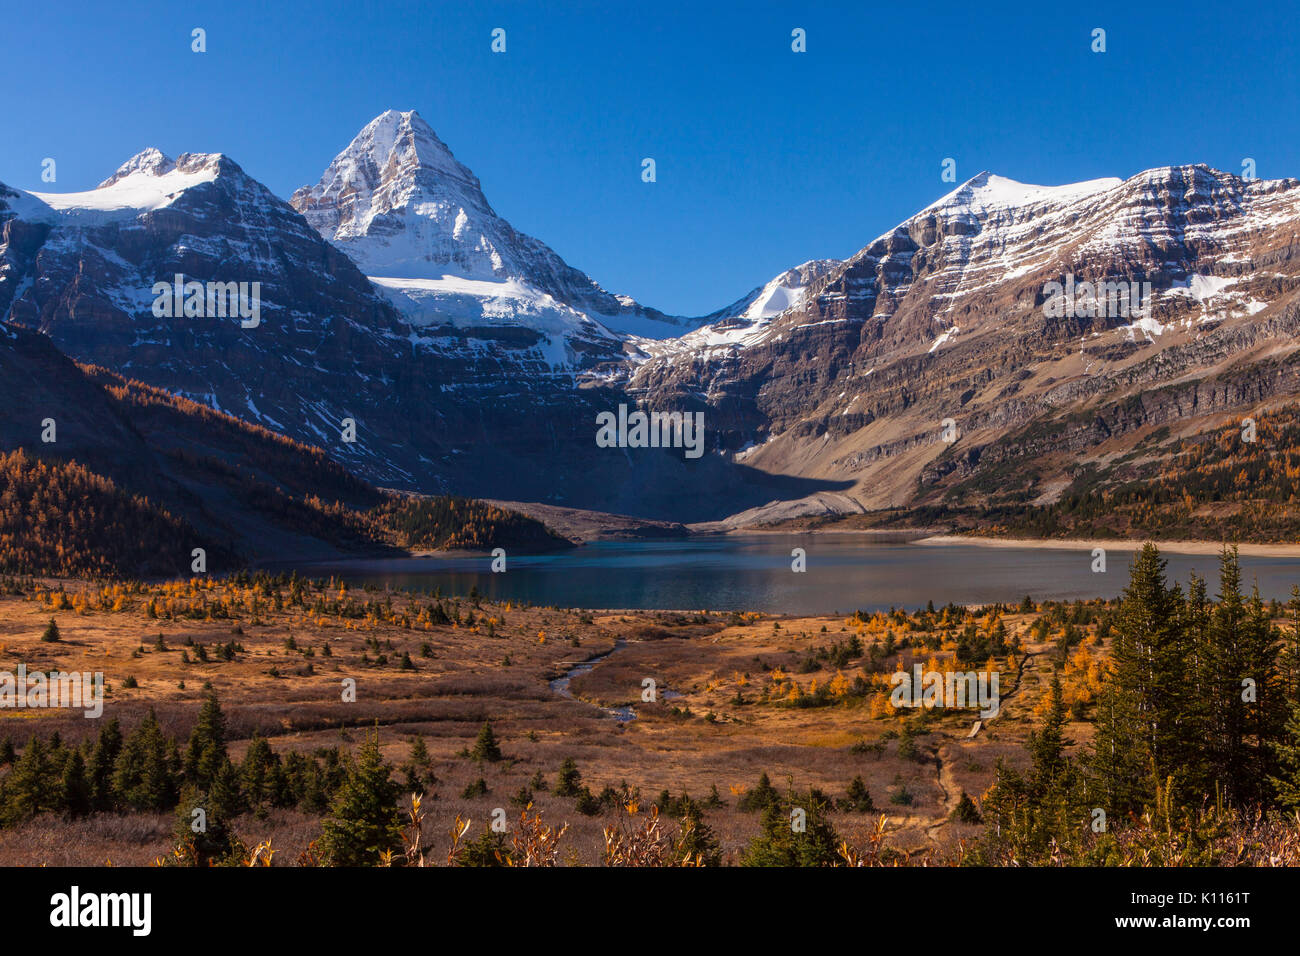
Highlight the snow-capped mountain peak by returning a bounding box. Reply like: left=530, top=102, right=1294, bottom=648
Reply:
left=291, top=109, right=494, bottom=272
left=633, top=258, right=844, bottom=364
left=291, top=110, right=705, bottom=338
left=356, top=109, right=474, bottom=183
left=292, top=109, right=555, bottom=283
left=99, top=147, right=178, bottom=187
left=26, top=151, right=227, bottom=221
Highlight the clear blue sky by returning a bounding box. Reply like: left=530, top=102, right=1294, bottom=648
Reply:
left=3, top=0, right=1297, bottom=315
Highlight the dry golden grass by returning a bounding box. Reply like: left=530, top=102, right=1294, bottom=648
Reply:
left=0, top=578, right=1080, bottom=864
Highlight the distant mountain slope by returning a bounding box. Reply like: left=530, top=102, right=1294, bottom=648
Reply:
left=893, top=398, right=1300, bottom=542
left=0, top=148, right=426, bottom=486
left=0, top=321, right=574, bottom=575
left=0, top=320, right=389, bottom=571
left=0, top=448, right=208, bottom=579
left=636, top=258, right=843, bottom=363
left=0, top=150, right=626, bottom=504
left=633, top=165, right=1300, bottom=524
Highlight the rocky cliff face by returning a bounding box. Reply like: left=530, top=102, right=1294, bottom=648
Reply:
left=631, top=165, right=1300, bottom=519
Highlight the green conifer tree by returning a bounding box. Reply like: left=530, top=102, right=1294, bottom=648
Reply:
left=554, top=757, right=582, bottom=797
left=112, top=710, right=177, bottom=812
left=1087, top=544, right=1185, bottom=813
left=86, top=719, right=122, bottom=811
left=739, top=788, right=840, bottom=867
left=183, top=691, right=228, bottom=791
left=319, top=732, right=402, bottom=866
left=469, top=721, right=503, bottom=762
left=61, top=750, right=91, bottom=818
left=0, top=737, right=54, bottom=826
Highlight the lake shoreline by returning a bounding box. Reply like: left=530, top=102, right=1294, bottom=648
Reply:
left=915, top=534, right=1300, bottom=558
left=710, top=525, right=1300, bottom=558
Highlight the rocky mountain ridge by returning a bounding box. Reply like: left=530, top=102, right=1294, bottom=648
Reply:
left=5, top=114, right=1300, bottom=527
left=628, top=164, right=1300, bottom=522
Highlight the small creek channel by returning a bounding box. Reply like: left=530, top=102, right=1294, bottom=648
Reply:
left=547, top=639, right=681, bottom=721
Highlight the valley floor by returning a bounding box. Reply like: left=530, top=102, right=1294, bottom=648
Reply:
left=0, top=576, right=1067, bottom=865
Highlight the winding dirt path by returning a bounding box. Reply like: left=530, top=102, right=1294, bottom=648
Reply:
left=923, top=644, right=1047, bottom=845
left=925, top=743, right=961, bottom=843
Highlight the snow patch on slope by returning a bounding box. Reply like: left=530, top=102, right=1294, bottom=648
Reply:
left=925, top=172, right=1124, bottom=216
left=929, top=326, right=960, bottom=352
left=29, top=151, right=221, bottom=222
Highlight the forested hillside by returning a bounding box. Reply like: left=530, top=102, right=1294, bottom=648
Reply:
left=876, top=404, right=1300, bottom=541
left=1, top=323, right=570, bottom=577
